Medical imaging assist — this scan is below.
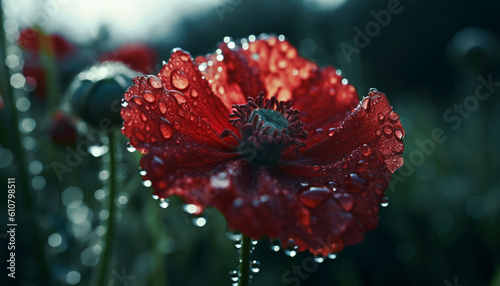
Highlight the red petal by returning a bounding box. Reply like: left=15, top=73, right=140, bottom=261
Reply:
left=298, top=90, right=404, bottom=173
left=121, top=75, right=237, bottom=169
left=100, top=43, right=156, bottom=73
left=196, top=35, right=358, bottom=143
left=158, top=50, right=234, bottom=135
left=275, top=144, right=391, bottom=255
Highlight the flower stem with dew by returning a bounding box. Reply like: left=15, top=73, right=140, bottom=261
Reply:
left=97, top=129, right=118, bottom=286
left=238, top=235, right=252, bottom=286
left=0, top=4, right=52, bottom=284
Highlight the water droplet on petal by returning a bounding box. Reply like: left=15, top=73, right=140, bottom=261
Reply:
left=170, top=69, right=190, bottom=90
left=361, top=97, right=370, bottom=110
left=378, top=113, right=385, bottom=121
left=327, top=253, right=337, bottom=260
left=250, top=260, right=261, bottom=273
left=218, top=85, right=225, bottom=95
left=190, top=89, right=199, bottom=98
left=159, top=119, right=173, bottom=139
left=368, top=87, right=378, bottom=95
left=148, top=75, right=163, bottom=89
left=355, top=160, right=368, bottom=172
left=158, top=99, right=168, bottom=114
left=152, top=194, right=159, bottom=200
left=299, top=187, right=332, bottom=208
left=360, top=144, right=372, bottom=156
left=142, top=90, right=156, bottom=103
left=394, top=129, right=404, bottom=140
left=383, top=125, right=393, bottom=135
left=328, top=127, right=337, bottom=137
left=139, top=169, right=147, bottom=176
left=173, top=119, right=181, bottom=130
left=380, top=196, right=389, bottom=207
left=121, top=100, right=128, bottom=107
left=179, top=53, right=191, bottom=61
left=335, top=193, right=354, bottom=211
left=388, top=111, right=400, bottom=123
left=170, top=91, right=187, bottom=105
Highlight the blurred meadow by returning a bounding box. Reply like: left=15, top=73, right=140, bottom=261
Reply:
left=0, top=0, right=499, bottom=285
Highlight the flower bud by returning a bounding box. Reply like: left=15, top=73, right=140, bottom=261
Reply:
left=68, top=62, right=136, bottom=128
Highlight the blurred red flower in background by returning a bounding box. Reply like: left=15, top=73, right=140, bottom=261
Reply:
left=18, top=27, right=75, bottom=99
left=121, top=35, right=404, bottom=256
left=100, top=43, right=157, bottom=74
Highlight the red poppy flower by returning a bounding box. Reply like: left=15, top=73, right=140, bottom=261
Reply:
left=19, top=28, right=74, bottom=60
left=100, top=43, right=157, bottom=74
left=121, top=35, right=404, bottom=256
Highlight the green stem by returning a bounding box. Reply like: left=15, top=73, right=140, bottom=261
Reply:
left=238, top=235, right=252, bottom=286
left=97, top=130, right=118, bottom=286
left=0, top=2, right=52, bottom=284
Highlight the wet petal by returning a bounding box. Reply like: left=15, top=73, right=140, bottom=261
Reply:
left=158, top=49, right=234, bottom=134
left=297, top=90, right=404, bottom=173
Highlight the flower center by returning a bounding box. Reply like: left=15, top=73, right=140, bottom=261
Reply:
left=222, top=93, right=308, bottom=166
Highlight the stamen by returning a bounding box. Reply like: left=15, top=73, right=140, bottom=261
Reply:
left=221, top=92, right=308, bottom=165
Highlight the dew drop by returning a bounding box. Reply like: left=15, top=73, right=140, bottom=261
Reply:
left=126, top=143, right=136, bottom=152
left=148, top=75, right=163, bottom=89
left=142, top=90, right=156, bottom=103
left=159, top=119, right=173, bottom=139
left=159, top=198, right=169, bottom=209
left=192, top=217, right=207, bottom=227
left=299, top=187, right=332, bottom=208
left=229, top=270, right=238, bottom=282
left=152, top=194, right=159, bottom=200
left=361, top=97, right=370, bottom=110
left=170, top=69, right=190, bottom=90
left=179, top=53, right=191, bottom=62
left=133, top=96, right=143, bottom=105
left=327, top=253, right=337, bottom=260
left=277, top=59, right=287, bottom=69
left=285, top=250, right=297, bottom=257
left=314, top=255, right=325, bottom=263
left=218, top=85, right=225, bottom=94
left=250, top=260, right=261, bottom=273
left=380, top=197, right=389, bottom=208
left=121, top=100, right=128, bottom=107
left=143, top=180, right=152, bottom=187
left=190, top=88, right=199, bottom=98
left=173, top=119, right=181, bottom=130
left=383, top=125, right=393, bottom=135
left=235, top=238, right=242, bottom=249
left=270, top=240, right=281, bottom=252
left=328, top=127, right=337, bottom=137
left=335, top=193, right=354, bottom=211
left=394, top=129, right=404, bottom=140
left=170, top=91, right=187, bottom=105
left=360, top=144, right=372, bottom=157
left=158, top=99, right=168, bottom=114
left=183, top=204, right=199, bottom=214
left=139, top=169, right=147, bottom=176
left=388, top=111, right=400, bottom=123
left=378, top=113, right=385, bottom=121
left=355, top=160, right=368, bottom=172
